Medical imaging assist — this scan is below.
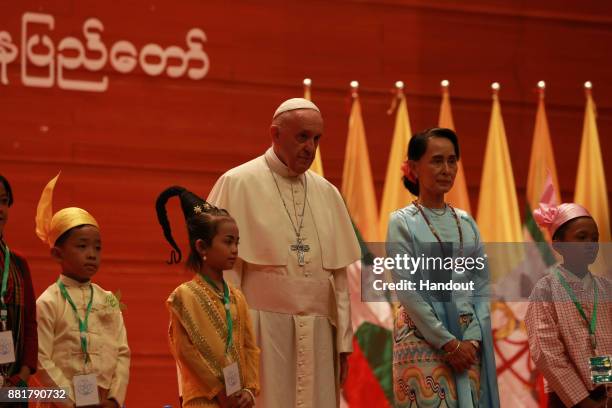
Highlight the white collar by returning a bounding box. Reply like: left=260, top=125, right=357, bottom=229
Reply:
left=59, top=274, right=92, bottom=288
left=265, top=147, right=303, bottom=179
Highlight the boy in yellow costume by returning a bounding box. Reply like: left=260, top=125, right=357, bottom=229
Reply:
left=33, top=173, right=130, bottom=407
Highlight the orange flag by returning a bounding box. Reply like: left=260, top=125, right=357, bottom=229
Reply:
left=574, top=83, right=611, bottom=243
left=525, top=82, right=560, bottom=243
left=379, top=87, right=414, bottom=239
left=341, top=85, right=379, bottom=241
left=476, top=84, right=523, bottom=281
left=438, top=81, right=471, bottom=213
left=304, top=79, right=325, bottom=177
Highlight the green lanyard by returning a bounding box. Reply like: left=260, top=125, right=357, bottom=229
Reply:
left=0, top=243, right=10, bottom=331
left=57, top=278, right=94, bottom=364
left=199, top=274, right=233, bottom=355
left=555, top=270, right=599, bottom=350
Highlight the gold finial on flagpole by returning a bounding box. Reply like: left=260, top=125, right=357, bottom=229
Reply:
left=584, top=81, right=593, bottom=96
left=491, top=82, right=500, bottom=98
left=350, top=80, right=359, bottom=98
left=387, top=81, right=404, bottom=114
left=537, top=80, right=545, bottom=99
left=303, top=78, right=312, bottom=100
left=441, top=79, right=450, bottom=96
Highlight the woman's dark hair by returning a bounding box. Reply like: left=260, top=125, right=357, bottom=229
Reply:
left=402, top=127, right=460, bottom=196
left=155, top=186, right=233, bottom=272
left=0, top=174, right=14, bottom=207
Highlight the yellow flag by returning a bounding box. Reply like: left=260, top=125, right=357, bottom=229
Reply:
left=494, top=90, right=558, bottom=408
left=525, top=87, right=560, bottom=242
left=574, top=88, right=611, bottom=242
left=438, top=85, right=472, bottom=214
left=476, top=89, right=522, bottom=280
left=379, top=94, right=414, bottom=239
left=342, top=96, right=379, bottom=241
left=304, top=85, right=324, bottom=177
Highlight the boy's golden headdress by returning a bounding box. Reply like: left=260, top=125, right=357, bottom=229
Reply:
left=35, top=173, right=99, bottom=247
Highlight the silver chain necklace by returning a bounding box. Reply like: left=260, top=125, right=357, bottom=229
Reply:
left=264, top=157, right=310, bottom=266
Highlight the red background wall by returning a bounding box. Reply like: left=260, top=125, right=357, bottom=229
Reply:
left=1, top=1, right=612, bottom=406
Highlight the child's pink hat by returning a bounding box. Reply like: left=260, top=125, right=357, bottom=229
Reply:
left=533, top=203, right=591, bottom=237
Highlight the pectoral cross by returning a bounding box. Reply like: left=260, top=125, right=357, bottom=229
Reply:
left=291, top=237, right=310, bottom=266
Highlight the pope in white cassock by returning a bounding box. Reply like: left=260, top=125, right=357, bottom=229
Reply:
left=207, top=98, right=361, bottom=408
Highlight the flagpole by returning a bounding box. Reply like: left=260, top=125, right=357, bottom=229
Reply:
left=584, top=81, right=593, bottom=105
left=441, top=79, right=450, bottom=101
left=394, top=80, right=404, bottom=105
left=303, top=77, right=312, bottom=101
left=537, top=80, right=545, bottom=101
left=386, top=81, right=404, bottom=115
left=303, top=77, right=312, bottom=98
left=350, top=80, right=359, bottom=98
left=491, top=81, right=500, bottom=94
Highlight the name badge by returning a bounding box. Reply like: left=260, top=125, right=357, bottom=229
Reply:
left=0, top=330, right=16, bottom=364
left=73, top=373, right=100, bottom=406
left=223, top=362, right=241, bottom=396
left=589, top=355, right=612, bottom=385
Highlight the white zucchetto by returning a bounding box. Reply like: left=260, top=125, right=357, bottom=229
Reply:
left=273, top=98, right=320, bottom=119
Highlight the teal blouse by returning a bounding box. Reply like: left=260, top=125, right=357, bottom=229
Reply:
left=386, top=203, right=500, bottom=408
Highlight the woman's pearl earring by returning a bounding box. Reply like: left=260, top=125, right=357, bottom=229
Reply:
left=202, top=254, right=207, bottom=261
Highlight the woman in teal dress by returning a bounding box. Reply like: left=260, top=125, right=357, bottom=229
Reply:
left=386, top=128, right=499, bottom=408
